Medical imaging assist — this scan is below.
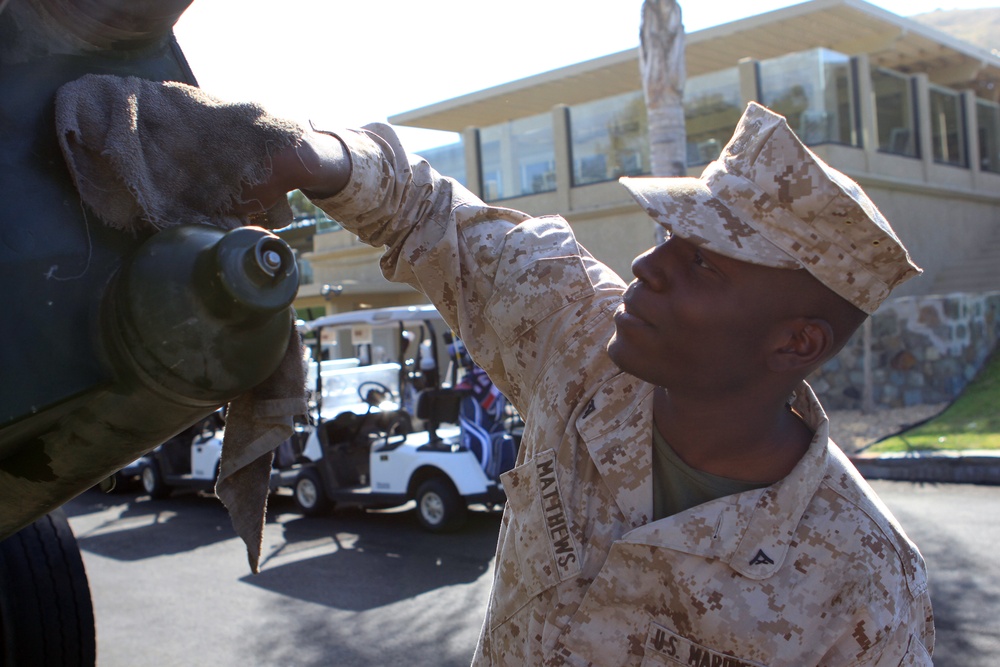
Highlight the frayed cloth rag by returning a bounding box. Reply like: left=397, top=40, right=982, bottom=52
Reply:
left=54, top=74, right=308, bottom=573
left=55, top=73, right=300, bottom=233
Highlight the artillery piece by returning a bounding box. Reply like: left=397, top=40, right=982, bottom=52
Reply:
left=0, top=2, right=299, bottom=663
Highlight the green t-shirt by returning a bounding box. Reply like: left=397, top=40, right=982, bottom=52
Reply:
left=652, top=426, right=769, bottom=521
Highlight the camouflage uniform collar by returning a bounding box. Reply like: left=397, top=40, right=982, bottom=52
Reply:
left=727, top=382, right=830, bottom=579
left=607, top=381, right=831, bottom=580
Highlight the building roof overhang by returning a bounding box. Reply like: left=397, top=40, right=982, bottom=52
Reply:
left=388, top=0, right=1000, bottom=132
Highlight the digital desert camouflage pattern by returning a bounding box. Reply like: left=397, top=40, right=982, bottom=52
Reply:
left=621, top=103, right=922, bottom=315
left=309, top=122, right=934, bottom=666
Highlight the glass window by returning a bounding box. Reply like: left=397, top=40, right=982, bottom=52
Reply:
left=759, top=49, right=858, bottom=147
left=569, top=91, right=650, bottom=186
left=929, top=86, right=966, bottom=167
left=479, top=114, right=555, bottom=200
left=287, top=190, right=343, bottom=234
left=977, top=98, right=1000, bottom=174
left=296, top=254, right=314, bottom=286
left=871, top=68, right=917, bottom=157
left=295, top=305, right=326, bottom=322
left=316, top=215, right=343, bottom=234
left=684, top=66, right=741, bottom=165
left=418, top=141, right=467, bottom=186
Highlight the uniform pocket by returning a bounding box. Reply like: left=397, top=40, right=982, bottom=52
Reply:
left=486, top=252, right=593, bottom=346
left=490, top=449, right=581, bottom=627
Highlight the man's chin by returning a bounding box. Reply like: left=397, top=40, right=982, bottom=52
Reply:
left=607, top=334, right=669, bottom=387
left=605, top=334, right=629, bottom=373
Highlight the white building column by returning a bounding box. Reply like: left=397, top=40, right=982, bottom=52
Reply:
left=738, top=57, right=760, bottom=106
left=552, top=104, right=572, bottom=211
left=962, top=90, right=982, bottom=187
left=462, top=126, right=481, bottom=198
left=854, top=54, right=878, bottom=168
left=913, top=73, right=934, bottom=180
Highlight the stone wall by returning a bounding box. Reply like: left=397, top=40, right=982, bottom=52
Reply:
left=809, top=292, right=1000, bottom=410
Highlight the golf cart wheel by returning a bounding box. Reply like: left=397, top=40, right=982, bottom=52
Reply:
left=0, top=509, right=96, bottom=667
left=293, top=468, right=330, bottom=516
left=140, top=460, right=170, bottom=499
left=415, top=478, right=466, bottom=533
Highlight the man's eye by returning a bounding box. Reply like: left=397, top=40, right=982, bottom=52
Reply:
left=693, top=250, right=710, bottom=268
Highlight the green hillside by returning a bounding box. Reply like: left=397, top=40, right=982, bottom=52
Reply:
left=911, top=7, right=1000, bottom=53
left=869, top=348, right=1000, bottom=453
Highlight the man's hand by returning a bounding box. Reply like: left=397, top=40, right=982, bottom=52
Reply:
left=236, top=129, right=351, bottom=216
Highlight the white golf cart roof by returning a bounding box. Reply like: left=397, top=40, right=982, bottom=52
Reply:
left=297, top=304, right=444, bottom=333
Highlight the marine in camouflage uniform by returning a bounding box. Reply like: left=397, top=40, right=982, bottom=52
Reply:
left=266, top=103, right=933, bottom=665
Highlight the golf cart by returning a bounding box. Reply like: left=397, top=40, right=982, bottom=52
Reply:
left=136, top=410, right=226, bottom=499
left=270, top=304, right=520, bottom=531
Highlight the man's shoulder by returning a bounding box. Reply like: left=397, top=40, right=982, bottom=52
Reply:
left=803, top=450, right=929, bottom=596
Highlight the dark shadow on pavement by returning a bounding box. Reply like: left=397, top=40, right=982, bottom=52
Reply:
left=65, top=487, right=234, bottom=561
left=242, top=496, right=501, bottom=612
left=885, top=482, right=1000, bottom=666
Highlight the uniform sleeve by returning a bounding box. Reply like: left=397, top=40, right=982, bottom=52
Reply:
left=307, top=123, right=626, bottom=411
left=824, top=586, right=934, bottom=666
left=871, top=588, right=935, bottom=667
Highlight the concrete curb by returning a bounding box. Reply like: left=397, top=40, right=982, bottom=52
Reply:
left=848, top=450, right=1000, bottom=485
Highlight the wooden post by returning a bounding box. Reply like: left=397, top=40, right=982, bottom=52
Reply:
left=863, top=317, right=874, bottom=413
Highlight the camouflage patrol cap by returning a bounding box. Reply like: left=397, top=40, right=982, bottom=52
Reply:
left=620, top=102, right=921, bottom=314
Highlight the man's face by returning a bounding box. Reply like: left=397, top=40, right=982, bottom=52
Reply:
left=607, top=235, right=796, bottom=398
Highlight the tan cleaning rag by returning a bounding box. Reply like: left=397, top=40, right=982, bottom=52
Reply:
left=55, top=74, right=308, bottom=573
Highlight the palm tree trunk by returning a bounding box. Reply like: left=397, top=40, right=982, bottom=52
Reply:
left=640, top=0, right=687, bottom=241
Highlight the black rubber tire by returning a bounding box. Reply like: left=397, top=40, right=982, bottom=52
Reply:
left=0, top=509, right=96, bottom=667
left=140, top=459, right=170, bottom=499
left=110, top=470, right=139, bottom=493
left=293, top=468, right=331, bottom=516
left=415, top=477, right=467, bottom=532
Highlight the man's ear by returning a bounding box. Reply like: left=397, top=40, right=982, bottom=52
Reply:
left=767, top=318, right=835, bottom=373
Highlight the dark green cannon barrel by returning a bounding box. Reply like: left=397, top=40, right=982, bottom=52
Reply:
left=0, top=224, right=298, bottom=538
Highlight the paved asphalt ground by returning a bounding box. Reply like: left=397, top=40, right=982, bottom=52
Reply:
left=65, top=480, right=998, bottom=666
left=871, top=481, right=1000, bottom=665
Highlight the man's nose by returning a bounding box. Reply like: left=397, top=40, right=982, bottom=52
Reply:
left=631, top=243, right=670, bottom=290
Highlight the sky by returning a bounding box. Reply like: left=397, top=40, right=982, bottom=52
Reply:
left=173, top=0, right=998, bottom=151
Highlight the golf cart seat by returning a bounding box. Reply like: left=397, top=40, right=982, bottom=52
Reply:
left=415, top=388, right=469, bottom=446
left=323, top=409, right=413, bottom=447
left=456, top=391, right=518, bottom=480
